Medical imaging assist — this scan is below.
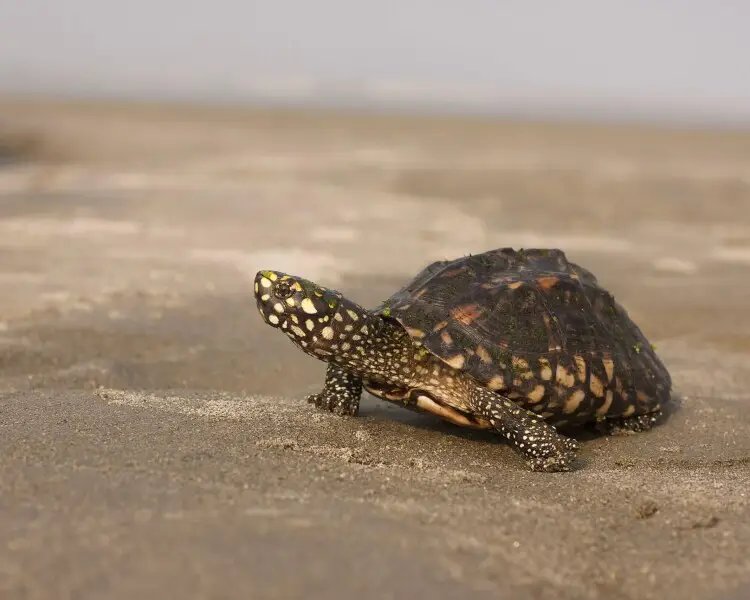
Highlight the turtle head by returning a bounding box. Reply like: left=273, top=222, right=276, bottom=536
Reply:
left=254, top=270, right=365, bottom=358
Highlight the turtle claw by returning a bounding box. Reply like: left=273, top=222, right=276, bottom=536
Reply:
left=306, top=392, right=331, bottom=411
left=525, top=438, right=580, bottom=472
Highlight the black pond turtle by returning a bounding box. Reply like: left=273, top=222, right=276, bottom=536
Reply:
left=254, top=247, right=672, bottom=472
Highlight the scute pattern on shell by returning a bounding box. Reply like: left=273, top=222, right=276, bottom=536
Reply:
left=374, top=248, right=672, bottom=423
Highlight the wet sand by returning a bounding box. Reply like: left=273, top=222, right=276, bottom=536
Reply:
left=1, top=98, right=750, bottom=600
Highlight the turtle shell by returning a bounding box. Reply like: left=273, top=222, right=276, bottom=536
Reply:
left=373, top=248, right=672, bottom=424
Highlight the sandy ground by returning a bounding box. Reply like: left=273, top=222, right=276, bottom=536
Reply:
left=1, top=98, right=750, bottom=600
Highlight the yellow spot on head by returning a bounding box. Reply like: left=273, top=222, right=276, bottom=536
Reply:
left=260, top=277, right=272, bottom=289
left=273, top=303, right=284, bottom=313
left=259, top=271, right=278, bottom=281
left=301, top=298, right=318, bottom=314
left=285, top=297, right=296, bottom=306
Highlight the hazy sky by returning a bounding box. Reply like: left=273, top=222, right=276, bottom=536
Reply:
left=1, top=0, right=748, bottom=123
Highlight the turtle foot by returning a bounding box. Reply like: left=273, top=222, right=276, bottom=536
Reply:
left=595, top=409, right=663, bottom=436
left=306, top=392, right=358, bottom=416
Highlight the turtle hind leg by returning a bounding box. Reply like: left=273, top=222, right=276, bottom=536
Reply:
left=469, top=386, right=580, bottom=472
left=307, top=363, right=362, bottom=417
left=594, top=408, right=663, bottom=436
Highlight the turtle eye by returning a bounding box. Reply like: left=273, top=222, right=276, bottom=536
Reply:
left=274, top=281, right=294, bottom=299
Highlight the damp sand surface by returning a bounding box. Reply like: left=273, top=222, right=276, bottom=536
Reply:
left=1, top=98, right=750, bottom=600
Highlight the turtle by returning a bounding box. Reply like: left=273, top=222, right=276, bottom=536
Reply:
left=254, top=247, right=672, bottom=472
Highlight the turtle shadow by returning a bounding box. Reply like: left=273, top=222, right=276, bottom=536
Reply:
left=358, top=392, right=682, bottom=447
left=358, top=398, right=499, bottom=443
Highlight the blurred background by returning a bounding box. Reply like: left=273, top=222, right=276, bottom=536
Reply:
left=0, top=0, right=749, bottom=374
left=1, top=0, right=749, bottom=125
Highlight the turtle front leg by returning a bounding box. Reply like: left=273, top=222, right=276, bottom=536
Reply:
left=306, top=363, right=362, bottom=417
left=469, top=386, right=580, bottom=472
